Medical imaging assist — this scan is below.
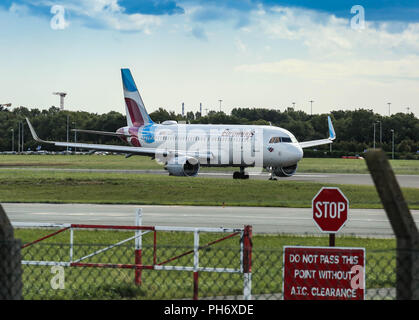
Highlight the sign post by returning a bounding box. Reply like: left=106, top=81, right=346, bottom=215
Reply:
left=282, top=188, right=365, bottom=300
left=312, top=187, right=349, bottom=246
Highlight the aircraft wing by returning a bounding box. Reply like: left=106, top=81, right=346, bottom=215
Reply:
left=299, top=138, right=333, bottom=149
left=299, top=116, right=336, bottom=149
left=26, top=118, right=214, bottom=160
left=71, top=129, right=129, bottom=137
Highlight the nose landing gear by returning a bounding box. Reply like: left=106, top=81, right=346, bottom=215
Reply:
left=266, top=166, right=278, bottom=181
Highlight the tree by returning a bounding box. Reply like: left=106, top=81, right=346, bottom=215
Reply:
left=0, top=106, right=417, bottom=156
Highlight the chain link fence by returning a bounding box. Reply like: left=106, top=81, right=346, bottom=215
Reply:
left=1, top=236, right=403, bottom=300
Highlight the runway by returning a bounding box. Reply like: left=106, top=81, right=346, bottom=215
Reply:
left=2, top=167, right=419, bottom=188
left=5, top=202, right=419, bottom=237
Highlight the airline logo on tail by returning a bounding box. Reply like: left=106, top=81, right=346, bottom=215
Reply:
left=121, top=68, right=154, bottom=128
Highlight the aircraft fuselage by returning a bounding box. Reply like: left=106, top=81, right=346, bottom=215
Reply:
left=117, top=123, right=304, bottom=169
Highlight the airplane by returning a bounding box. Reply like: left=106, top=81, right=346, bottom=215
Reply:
left=26, top=68, right=336, bottom=180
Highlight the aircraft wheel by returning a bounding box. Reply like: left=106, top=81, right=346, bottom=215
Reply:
left=233, top=172, right=249, bottom=179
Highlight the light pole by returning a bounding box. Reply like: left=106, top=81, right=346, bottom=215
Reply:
left=391, top=129, right=395, bottom=160
left=21, top=121, right=24, bottom=152
left=17, top=122, right=20, bottom=153
left=387, top=102, right=391, bottom=116
left=72, top=121, right=77, bottom=153
left=66, top=114, right=69, bottom=153
left=309, top=100, right=314, bottom=115
left=219, top=99, right=222, bottom=112
left=377, top=120, right=382, bottom=145
left=11, top=129, right=14, bottom=152
left=373, top=122, right=377, bottom=149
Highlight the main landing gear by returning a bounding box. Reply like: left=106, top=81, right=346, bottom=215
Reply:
left=233, top=167, right=249, bottom=179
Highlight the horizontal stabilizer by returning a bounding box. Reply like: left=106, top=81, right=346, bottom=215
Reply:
left=25, top=118, right=213, bottom=161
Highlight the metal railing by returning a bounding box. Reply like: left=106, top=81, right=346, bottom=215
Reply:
left=12, top=210, right=252, bottom=300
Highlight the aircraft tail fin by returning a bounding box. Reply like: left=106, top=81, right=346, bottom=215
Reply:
left=121, top=68, right=153, bottom=127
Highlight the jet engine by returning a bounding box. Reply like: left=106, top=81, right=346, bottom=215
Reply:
left=165, top=156, right=200, bottom=177
left=273, top=164, right=298, bottom=177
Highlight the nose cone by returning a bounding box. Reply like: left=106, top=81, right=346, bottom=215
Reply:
left=278, top=144, right=304, bottom=167
left=295, top=145, right=303, bottom=161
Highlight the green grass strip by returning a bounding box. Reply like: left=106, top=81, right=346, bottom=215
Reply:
left=1, top=170, right=418, bottom=208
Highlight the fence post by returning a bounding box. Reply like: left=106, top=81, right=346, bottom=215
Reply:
left=365, top=149, right=419, bottom=300
left=243, top=225, right=252, bottom=300
left=193, top=229, right=199, bottom=300
left=0, top=204, right=22, bottom=300
left=134, top=208, right=142, bottom=285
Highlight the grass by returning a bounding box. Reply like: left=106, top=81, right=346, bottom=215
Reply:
left=1, top=169, right=419, bottom=208
left=0, top=154, right=163, bottom=170
left=15, top=228, right=397, bottom=300
left=1, top=154, right=419, bottom=174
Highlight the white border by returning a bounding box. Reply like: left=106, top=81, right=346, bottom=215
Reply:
left=282, top=245, right=366, bottom=300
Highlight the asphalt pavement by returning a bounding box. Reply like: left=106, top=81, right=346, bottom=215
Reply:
left=5, top=202, right=419, bottom=237
left=2, top=167, right=419, bottom=188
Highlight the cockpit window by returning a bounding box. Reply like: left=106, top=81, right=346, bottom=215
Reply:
left=290, top=135, right=298, bottom=143
left=269, top=136, right=294, bottom=143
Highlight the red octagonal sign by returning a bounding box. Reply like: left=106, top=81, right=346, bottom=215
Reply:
left=312, top=187, right=349, bottom=233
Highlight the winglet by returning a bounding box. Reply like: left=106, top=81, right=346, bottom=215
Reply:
left=26, top=118, right=49, bottom=143
left=328, top=116, right=336, bottom=140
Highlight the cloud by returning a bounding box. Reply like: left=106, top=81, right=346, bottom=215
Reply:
left=119, top=0, right=184, bottom=15
left=235, top=57, right=419, bottom=82
left=4, top=0, right=51, bottom=17
left=2, top=0, right=419, bottom=36
left=232, top=5, right=419, bottom=84
left=251, top=6, right=419, bottom=58
left=190, top=25, right=208, bottom=40
left=270, top=0, right=419, bottom=23
left=189, top=6, right=229, bottom=23
left=1, top=0, right=180, bottom=32
left=181, top=0, right=419, bottom=22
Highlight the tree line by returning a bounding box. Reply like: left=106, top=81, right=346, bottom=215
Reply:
left=0, top=105, right=418, bottom=159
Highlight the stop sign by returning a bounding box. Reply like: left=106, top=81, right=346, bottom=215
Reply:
left=312, top=187, right=349, bottom=233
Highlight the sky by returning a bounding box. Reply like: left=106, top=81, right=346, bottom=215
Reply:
left=0, top=0, right=418, bottom=117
